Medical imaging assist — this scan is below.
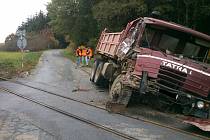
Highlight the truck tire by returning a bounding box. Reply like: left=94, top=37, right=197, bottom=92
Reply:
left=94, top=62, right=104, bottom=85
left=109, top=75, right=132, bottom=106
left=90, top=60, right=99, bottom=82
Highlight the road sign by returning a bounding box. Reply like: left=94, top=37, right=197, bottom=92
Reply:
left=16, top=29, right=27, bottom=68
left=17, top=37, right=27, bottom=50
left=16, top=29, right=26, bottom=37
left=16, top=29, right=27, bottom=50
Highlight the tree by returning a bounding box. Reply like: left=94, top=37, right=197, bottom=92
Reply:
left=147, top=0, right=210, bottom=35
left=92, top=0, right=147, bottom=31
left=46, top=0, right=210, bottom=48
left=19, top=11, right=50, bottom=33
left=47, top=0, right=97, bottom=46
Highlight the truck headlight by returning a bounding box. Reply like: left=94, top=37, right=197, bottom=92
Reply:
left=197, top=101, right=204, bottom=109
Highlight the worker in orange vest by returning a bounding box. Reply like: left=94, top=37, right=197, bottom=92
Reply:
left=76, top=47, right=82, bottom=68
left=81, top=46, right=87, bottom=66
left=86, top=47, right=93, bottom=65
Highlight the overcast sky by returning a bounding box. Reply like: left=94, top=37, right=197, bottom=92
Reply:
left=0, top=0, right=51, bottom=43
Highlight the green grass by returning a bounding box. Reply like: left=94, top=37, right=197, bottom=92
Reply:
left=63, top=48, right=77, bottom=62
left=0, top=51, right=42, bottom=78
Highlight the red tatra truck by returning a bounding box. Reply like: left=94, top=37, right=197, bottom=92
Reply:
left=90, top=17, right=210, bottom=131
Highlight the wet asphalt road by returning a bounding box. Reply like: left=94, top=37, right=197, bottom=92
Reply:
left=0, top=50, right=206, bottom=140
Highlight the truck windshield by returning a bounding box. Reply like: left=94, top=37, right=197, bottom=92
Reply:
left=141, top=25, right=210, bottom=63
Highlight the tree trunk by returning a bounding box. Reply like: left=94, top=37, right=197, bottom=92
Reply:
left=184, top=0, right=192, bottom=27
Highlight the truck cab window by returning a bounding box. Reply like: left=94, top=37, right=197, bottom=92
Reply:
left=140, top=27, right=155, bottom=48
left=140, top=24, right=210, bottom=63
left=158, top=34, right=179, bottom=53
left=183, top=42, right=200, bottom=58
left=141, top=25, right=181, bottom=54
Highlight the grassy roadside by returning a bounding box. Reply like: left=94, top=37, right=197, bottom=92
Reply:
left=63, top=47, right=77, bottom=62
left=0, top=51, right=42, bottom=78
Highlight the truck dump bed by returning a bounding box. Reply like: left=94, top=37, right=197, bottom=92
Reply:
left=96, top=29, right=124, bottom=58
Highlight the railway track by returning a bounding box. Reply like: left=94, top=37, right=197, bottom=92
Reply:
left=0, top=77, right=209, bottom=140
left=0, top=86, right=138, bottom=140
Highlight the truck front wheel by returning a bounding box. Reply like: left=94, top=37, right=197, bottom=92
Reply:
left=108, top=75, right=132, bottom=107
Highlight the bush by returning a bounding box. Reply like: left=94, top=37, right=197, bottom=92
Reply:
left=87, top=38, right=98, bottom=49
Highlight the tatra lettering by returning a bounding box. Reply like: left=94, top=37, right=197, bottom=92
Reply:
left=162, top=61, right=167, bottom=66
left=166, top=63, right=172, bottom=68
left=171, top=63, right=176, bottom=69
left=178, top=67, right=182, bottom=72
left=161, top=61, right=192, bottom=75
left=182, top=68, right=188, bottom=74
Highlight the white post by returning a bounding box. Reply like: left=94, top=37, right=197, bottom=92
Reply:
left=21, top=49, right=24, bottom=68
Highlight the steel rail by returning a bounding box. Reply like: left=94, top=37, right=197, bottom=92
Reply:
left=0, top=77, right=209, bottom=140
left=0, top=77, right=106, bottom=110
left=0, top=87, right=138, bottom=140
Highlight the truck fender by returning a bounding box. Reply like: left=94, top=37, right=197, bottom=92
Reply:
left=101, top=62, right=113, bottom=79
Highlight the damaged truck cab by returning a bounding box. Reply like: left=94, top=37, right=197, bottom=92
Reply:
left=91, top=17, right=210, bottom=122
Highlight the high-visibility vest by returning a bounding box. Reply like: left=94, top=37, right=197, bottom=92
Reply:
left=76, top=48, right=82, bottom=56
left=86, top=49, right=90, bottom=55
left=88, top=48, right=93, bottom=57
left=82, top=48, right=87, bottom=56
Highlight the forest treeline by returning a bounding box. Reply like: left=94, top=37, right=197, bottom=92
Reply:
left=8, top=0, right=210, bottom=50
left=46, top=0, right=210, bottom=48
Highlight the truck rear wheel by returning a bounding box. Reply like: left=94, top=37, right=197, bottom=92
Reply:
left=90, top=60, right=99, bottom=82
left=94, top=62, right=104, bottom=85
left=108, top=75, right=132, bottom=107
